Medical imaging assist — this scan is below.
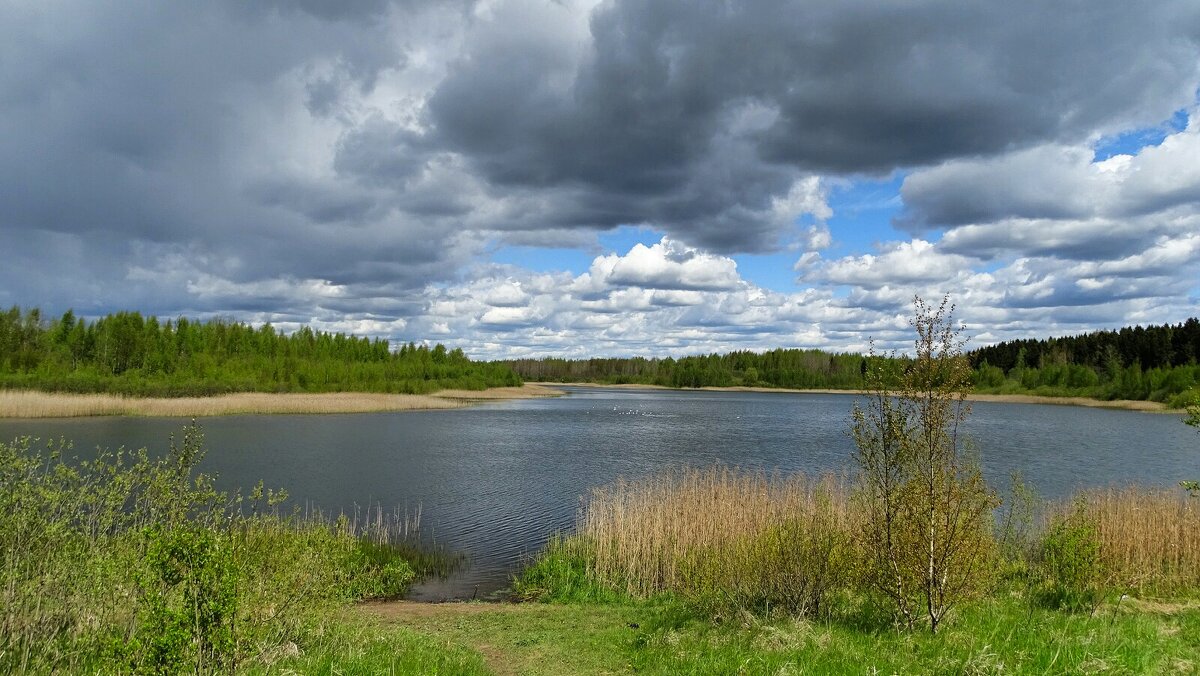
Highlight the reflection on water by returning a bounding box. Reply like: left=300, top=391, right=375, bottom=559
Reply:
left=1, top=387, right=1193, bottom=599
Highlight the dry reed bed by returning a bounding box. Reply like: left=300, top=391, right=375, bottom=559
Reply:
left=577, top=467, right=1200, bottom=601
left=580, top=467, right=854, bottom=597
left=0, top=384, right=560, bottom=418
left=0, top=390, right=467, bottom=417
left=1053, top=487, right=1200, bottom=593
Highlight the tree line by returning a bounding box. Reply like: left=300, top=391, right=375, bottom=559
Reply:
left=506, top=318, right=1200, bottom=406
left=505, top=349, right=866, bottom=389
left=968, top=318, right=1200, bottom=405
left=3, top=305, right=1196, bottom=405
left=0, top=306, right=520, bottom=396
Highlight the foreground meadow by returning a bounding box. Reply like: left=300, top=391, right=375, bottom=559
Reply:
left=354, top=594, right=1200, bottom=675
left=441, top=465, right=1196, bottom=674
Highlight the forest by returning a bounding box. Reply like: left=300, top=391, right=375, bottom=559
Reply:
left=507, top=350, right=865, bottom=389
left=2, top=305, right=1197, bottom=405
left=0, top=307, right=520, bottom=396
left=969, top=318, right=1200, bottom=405
left=507, top=318, right=1200, bottom=406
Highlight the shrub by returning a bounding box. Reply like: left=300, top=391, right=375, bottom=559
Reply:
left=0, top=423, right=424, bottom=674
left=512, top=535, right=628, bottom=604
left=1036, top=503, right=1104, bottom=612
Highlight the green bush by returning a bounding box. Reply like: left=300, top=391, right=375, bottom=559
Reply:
left=513, top=536, right=628, bottom=604
left=0, top=423, right=426, bottom=674
left=677, top=516, right=852, bottom=619
left=124, top=525, right=239, bottom=673
left=1036, top=504, right=1105, bottom=611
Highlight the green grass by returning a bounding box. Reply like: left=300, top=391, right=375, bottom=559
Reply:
left=361, top=601, right=648, bottom=675
left=357, top=595, right=1200, bottom=675
left=510, top=535, right=634, bottom=605
left=625, top=597, right=1200, bottom=674
left=245, top=616, right=490, bottom=675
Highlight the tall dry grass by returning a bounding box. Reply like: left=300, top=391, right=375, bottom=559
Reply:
left=1048, top=487, right=1200, bottom=594
left=551, top=466, right=1200, bottom=618
left=0, top=387, right=560, bottom=418
left=579, top=466, right=857, bottom=614
left=0, top=390, right=468, bottom=417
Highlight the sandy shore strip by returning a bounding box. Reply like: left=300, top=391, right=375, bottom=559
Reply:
left=0, top=384, right=561, bottom=419
left=550, top=382, right=1174, bottom=413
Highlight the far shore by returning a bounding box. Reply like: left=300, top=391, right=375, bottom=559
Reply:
left=0, top=381, right=1176, bottom=418
left=0, top=384, right=561, bottom=419
left=548, top=382, right=1175, bottom=413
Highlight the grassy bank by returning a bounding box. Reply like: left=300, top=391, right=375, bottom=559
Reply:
left=0, top=384, right=560, bottom=418
left=517, top=467, right=1200, bottom=607
left=356, top=595, right=1200, bottom=674
left=0, top=424, right=463, bottom=673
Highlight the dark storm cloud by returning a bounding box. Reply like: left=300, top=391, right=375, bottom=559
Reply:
left=2, top=0, right=1199, bottom=351
left=424, top=0, right=1200, bottom=251
left=333, top=118, right=429, bottom=187
left=0, top=0, right=469, bottom=317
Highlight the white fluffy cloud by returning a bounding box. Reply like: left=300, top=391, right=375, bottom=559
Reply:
left=806, top=240, right=978, bottom=289
left=902, top=112, right=1200, bottom=260
left=391, top=220, right=1198, bottom=359
left=590, top=238, right=743, bottom=292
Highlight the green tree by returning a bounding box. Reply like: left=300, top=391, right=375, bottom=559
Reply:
left=851, top=296, right=997, bottom=633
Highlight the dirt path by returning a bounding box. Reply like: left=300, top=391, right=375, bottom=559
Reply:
left=357, top=600, right=640, bottom=676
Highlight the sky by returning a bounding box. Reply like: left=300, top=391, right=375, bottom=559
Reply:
left=2, top=0, right=1199, bottom=359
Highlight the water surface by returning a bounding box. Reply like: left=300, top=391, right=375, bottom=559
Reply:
left=1, top=387, right=1193, bottom=599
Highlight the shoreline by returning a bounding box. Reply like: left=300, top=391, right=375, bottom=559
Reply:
left=0, top=384, right=561, bottom=419
left=546, top=382, right=1175, bottom=413
left=0, top=381, right=1176, bottom=418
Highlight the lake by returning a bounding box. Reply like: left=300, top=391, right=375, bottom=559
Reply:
left=1, top=386, right=1194, bottom=599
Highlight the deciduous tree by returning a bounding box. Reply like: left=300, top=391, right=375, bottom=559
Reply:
left=852, top=296, right=997, bottom=632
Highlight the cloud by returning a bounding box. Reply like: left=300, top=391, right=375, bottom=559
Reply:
left=591, top=238, right=743, bottom=292
left=901, top=114, right=1200, bottom=231
left=390, top=232, right=1198, bottom=360
left=806, top=240, right=977, bottom=289
left=0, top=0, right=1198, bottom=357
